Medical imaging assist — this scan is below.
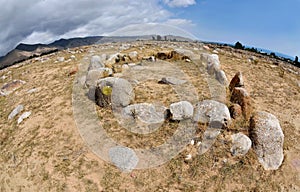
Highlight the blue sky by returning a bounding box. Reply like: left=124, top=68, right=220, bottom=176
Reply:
left=161, top=0, right=300, bottom=57
left=0, top=0, right=299, bottom=58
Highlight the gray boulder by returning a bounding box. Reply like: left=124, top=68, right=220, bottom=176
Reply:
left=88, top=55, right=105, bottom=70
left=8, top=105, right=24, bottom=120
left=193, top=100, right=231, bottom=128
left=158, top=77, right=187, bottom=85
left=95, top=77, right=135, bottom=108
left=250, top=111, right=284, bottom=170
left=231, top=133, right=252, bottom=156
left=109, top=146, right=139, bottom=172
left=85, top=68, right=113, bottom=87
left=170, top=101, right=193, bottom=120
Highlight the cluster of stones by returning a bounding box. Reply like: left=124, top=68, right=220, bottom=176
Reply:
left=85, top=47, right=284, bottom=171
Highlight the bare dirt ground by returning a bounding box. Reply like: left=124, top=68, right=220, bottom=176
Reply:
left=0, top=41, right=299, bottom=191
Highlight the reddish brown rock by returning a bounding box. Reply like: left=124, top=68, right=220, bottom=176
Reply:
left=229, top=71, right=244, bottom=92
left=229, top=104, right=242, bottom=119
left=230, top=87, right=252, bottom=120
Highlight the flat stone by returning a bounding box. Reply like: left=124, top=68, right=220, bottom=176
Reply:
left=109, top=146, right=139, bottom=172
left=88, top=55, right=105, bottom=70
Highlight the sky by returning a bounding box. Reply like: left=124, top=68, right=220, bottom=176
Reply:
left=0, top=0, right=299, bottom=58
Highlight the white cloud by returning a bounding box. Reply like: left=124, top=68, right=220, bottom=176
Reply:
left=1, top=0, right=197, bottom=56
left=163, top=0, right=196, bottom=7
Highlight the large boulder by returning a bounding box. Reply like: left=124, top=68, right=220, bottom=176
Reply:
left=229, top=71, right=244, bottom=92
left=231, top=133, right=252, bottom=156
left=85, top=68, right=113, bottom=87
left=88, top=55, right=105, bottom=70
left=170, top=101, right=193, bottom=120
left=230, top=87, right=252, bottom=120
left=250, top=111, right=284, bottom=170
left=193, top=100, right=231, bottom=128
left=95, top=77, right=135, bottom=108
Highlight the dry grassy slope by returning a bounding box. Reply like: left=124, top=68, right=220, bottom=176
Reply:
left=0, top=41, right=299, bottom=192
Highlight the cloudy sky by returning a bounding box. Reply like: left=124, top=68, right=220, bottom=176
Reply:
left=0, top=0, right=299, bottom=57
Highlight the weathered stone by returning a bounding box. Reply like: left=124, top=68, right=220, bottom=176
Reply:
left=230, top=87, right=252, bottom=119
left=88, top=55, right=105, bottom=70
left=158, top=77, right=187, bottom=85
left=229, top=71, right=244, bottom=92
left=128, top=51, right=138, bottom=60
left=109, top=146, right=138, bottom=172
left=229, top=104, right=242, bottom=119
left=95, top=77, right=134, bottom=108
left=231, top=133, right=252, bottom=156
left=85, top=68, right=113, bottom=87
left=17, top=111, right=31, bottom=124
left=0, top=80, right=26, bottom=96
left=200, top=53, right=220, bottom=75
left=8, top=105, right=24, bottom=120
left=170, top=101, right=193, bottom=120
left=121, top=103, right=166, bottom=134
left=215, top=70, right=228, bottom=86
left=193, top=100, right=231, bottom=128
left=250, top=111, right=284, bottom=170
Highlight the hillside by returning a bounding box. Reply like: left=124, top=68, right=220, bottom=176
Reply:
left=0, top=40, right=299, bottom=191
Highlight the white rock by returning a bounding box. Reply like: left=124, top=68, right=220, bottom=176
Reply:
left=8, top=105, right=24, bottom=120
left=17, top=111, right=31, bottom=124
left=170, top=101, right=194, bottom=120
left=231, top=133, right=252, bottom=156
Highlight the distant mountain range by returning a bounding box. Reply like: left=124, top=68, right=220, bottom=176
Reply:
left=0, top=35, right=192, bottom=70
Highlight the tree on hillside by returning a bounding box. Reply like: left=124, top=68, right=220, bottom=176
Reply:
left=234, top=41, right=244, bottom=49
left=157, top=35, right=162, bottom=41
left=295, top=56, right=298, bottom=63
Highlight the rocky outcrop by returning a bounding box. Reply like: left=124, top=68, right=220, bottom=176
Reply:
left=95, top=77, right=134, bottom=108
left=231, top=133, right=252, bottom=156
left=250, top=111, right=284, bottom=170
left=170, top=101, right=193, bottom=120
left=215, top=70, right=229, bottom=86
